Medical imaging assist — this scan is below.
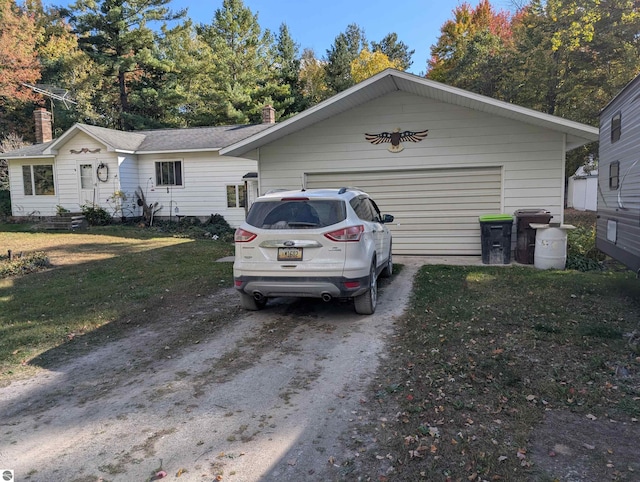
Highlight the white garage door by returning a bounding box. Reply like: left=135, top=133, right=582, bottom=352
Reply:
left=306, top=167, right=502, bottom=255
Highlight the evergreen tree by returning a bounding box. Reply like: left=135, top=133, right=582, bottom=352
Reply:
left=67, top=0, right=185, bottom=130
left=370, top=33, right=414, bottom=71
left=325, top=23, right=367, bottom=93
left=196, top=0, right=289, bottom=125
left=275, top=23, right=306, bottom=117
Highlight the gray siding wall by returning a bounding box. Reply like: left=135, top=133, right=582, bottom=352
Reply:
left=597, top=76, right=640, bottom=271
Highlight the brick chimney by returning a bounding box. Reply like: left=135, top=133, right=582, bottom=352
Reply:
left=34, top=108, right=53, bottom=144
left=261, top=105, right=276, bottom=124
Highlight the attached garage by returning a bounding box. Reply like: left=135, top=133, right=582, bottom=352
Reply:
left=306, top=167, right=501, bottom=255
left=221, top=69, right=598, bottom=256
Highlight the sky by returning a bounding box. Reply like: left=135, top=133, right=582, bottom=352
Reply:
left=154, top=0, right=515, bottom=75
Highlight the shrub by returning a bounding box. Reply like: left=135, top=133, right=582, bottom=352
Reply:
left=0, top=190, right=10, bottom=219
left=566, top=224, right=605, bottom=272
left=204, top=213, right=234, bottom=240
left=81, top=204, right=112, bottom=226
left=0, top=251, right=50, bottom=278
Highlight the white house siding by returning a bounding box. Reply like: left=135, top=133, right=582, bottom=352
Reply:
left=9, top=157, right=57, bottom=217
left=136, top=152, right=257, bottom=227
left=116, top=154, right=140, bottom=218
left=256, top=91, right=568, bottom=255
left=52, top=132, right=119, bottom=212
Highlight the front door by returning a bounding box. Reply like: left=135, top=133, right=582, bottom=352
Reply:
left=78, top=163, right=95, bottom=206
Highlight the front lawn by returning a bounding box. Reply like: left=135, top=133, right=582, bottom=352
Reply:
left=0, top=225, right=235, bottom=380
left=351, top=265, right=640, bottom=481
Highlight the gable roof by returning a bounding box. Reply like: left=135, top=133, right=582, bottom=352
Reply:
left=2, top=123, right=274, bottom=159
left=220, top=69, right=599, bottom=157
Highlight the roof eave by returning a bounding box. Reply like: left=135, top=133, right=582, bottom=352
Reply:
left=3, top=154, right=55, bottom=160
left=135, top=148, right=221, bottom=155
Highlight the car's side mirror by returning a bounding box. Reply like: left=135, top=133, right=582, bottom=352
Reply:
left=381, top=214, right=394, bottom=224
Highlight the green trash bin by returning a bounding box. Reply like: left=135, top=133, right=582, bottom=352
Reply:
left=479, top=214, right=514, bottom=265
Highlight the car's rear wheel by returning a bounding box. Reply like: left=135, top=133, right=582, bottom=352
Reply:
left=239, top=292, right=267, bottom=311
left=380, top=244, right=393, bottom=278
left=354, top=260, right=377, bottom=315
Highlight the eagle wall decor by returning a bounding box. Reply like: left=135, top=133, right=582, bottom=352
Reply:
left=364, top=128, right=429, bottom=153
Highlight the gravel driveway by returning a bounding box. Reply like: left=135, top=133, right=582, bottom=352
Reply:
left=0, top=258, right=423, bottom=482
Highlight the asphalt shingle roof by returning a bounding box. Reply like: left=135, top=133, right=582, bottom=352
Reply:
left=1, top=123, right=275, bottom=158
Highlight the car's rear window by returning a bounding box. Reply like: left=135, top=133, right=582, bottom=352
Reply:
left=246, top=200, right=347, bottom=229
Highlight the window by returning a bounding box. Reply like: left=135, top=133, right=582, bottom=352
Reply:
left=611, top=112, right=621, bottom=143
left=350, top=196, right=378, bottom=222
left=22, top=164, right=55, bottom=195
left=610, top=161, right=620, bottom=190
left=227, top=185, right=246, bottom=208
left=155, top=161, right=182, bottom=186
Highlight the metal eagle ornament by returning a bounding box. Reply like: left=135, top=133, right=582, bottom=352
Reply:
left=364, top=128, right=429, bottom=153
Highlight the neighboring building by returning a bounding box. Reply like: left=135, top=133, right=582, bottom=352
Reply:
left=3, top=106, right=277, bottom=226
left=597, top=74, right=640, bottom=274
left=567, top=165, right=598, bottom=212
left=222, top=69, right=599, bottom=255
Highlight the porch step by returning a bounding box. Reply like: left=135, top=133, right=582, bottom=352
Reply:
left=40, top=214, right=88, bottom=230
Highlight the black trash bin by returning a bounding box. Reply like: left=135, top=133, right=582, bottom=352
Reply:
left=479, top=214, right=514, bottom=265
left=514, top=209, right=553, bottom=264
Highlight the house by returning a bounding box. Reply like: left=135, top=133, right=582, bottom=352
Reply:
left=221, top=69, right=599, bottom=255
left=3, top=106, right=276, bottom=226
left=567, top=165, right=598, bottom=212
left=597, top=74, right=640, bottom=274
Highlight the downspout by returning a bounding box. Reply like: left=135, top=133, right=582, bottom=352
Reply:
left=560, top=134, right=567, bottom=224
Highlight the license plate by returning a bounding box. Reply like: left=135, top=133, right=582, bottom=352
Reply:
left=278, top=247, right=303, bottom=261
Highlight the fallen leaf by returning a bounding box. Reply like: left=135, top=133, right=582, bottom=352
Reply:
left=498, top=455, right=508, bottom=462
left=526, top=395, right=536, bottom=401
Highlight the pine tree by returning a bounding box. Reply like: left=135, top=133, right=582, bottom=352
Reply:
left=67, top=0, right=185, bottom=129
left=196, top=0, right=288, bottom=125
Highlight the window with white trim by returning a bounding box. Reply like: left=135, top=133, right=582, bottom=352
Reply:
left=226, top=184, right=246, bottom=208
left=22, top=164, right=55, bottom=195
left=155, top=160, right=183, bottom=186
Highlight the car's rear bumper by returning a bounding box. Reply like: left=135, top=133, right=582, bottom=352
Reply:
left=234, top=274, right=370, bottom=299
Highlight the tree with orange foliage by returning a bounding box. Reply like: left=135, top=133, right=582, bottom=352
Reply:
left=427, top=0, right=513, bottom=95
left=0, top=0, right=42, bottom=101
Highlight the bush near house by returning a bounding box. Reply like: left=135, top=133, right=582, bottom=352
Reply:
left=565, top=209, right=606, bottom=271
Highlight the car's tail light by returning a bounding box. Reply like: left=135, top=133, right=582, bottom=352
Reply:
left=324, top=225, right=364, bottom=242
left=234, top=228, right=257, bottom=242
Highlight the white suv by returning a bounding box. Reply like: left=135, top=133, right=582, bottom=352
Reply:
left=233, top=188, right=394, bottom=314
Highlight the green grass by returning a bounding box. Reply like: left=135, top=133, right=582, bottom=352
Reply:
left=359, top=265, right=640, bottom=481
left=0, top=225, right=234, bottom=378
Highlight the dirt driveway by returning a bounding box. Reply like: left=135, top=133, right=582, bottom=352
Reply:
left=0, top=260, right=420, bottom=482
